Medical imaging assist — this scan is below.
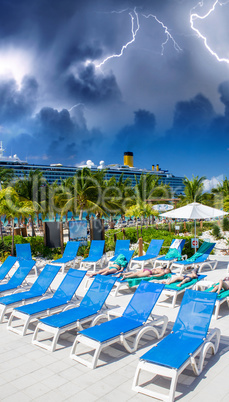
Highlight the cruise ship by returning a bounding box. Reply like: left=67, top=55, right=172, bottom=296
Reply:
left=0, top=144, right=185, bottom=194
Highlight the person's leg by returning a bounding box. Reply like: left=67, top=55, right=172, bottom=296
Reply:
left=166, top=275, right=184, bottom=285
left=210, top=283, right=220, bottom=293
left=121, top=270, right=150, bottom=280
left=177, top=277, right=191, bottom=287
left=102, top=268, right=116, bottom=275
left=86, top=267, right=107, bottom=277
left=221, top=281, right=229, bottom=291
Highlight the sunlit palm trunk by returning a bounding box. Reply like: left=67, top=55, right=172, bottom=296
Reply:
left=31, top=217, right=36, bottom=237
left=11, top=218, right=14, bottom=256
left=0, top=216, right=2, bottom=241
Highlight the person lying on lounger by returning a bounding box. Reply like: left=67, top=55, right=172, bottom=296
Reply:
left=210, top=276, right=229, bottom=294
left=162, top=267, right=199, bottom=287
left=86, top=254, right=128, bottom=277
left=121, top=265, right=171, bottom=281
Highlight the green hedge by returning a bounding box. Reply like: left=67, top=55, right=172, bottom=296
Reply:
left=105, top=227, right=203, bottom=258
left=0, top=225, right=211, bottom=262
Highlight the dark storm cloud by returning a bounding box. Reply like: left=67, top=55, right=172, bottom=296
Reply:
left=7, top=106, right=102, bottom=163
left=168, top=93, right=215, bottom=136
left=0, top=76, right=38, bottom=124
left=65, top=65, right=121, bottom=103
left=114, top=109, right=156, bottom=153
left=218, top=81, right=229, bottom=118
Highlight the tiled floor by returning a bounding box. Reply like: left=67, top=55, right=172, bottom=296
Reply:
left=0, top=259, right=229, bottom=401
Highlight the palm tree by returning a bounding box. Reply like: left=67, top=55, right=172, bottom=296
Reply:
left=0, top=168, right=15, bottom=238
left=212, top=177, right=229, bottom=197
left=53, top=177, right=74, bottom=222
left=183, top=175, right=206, bottom=203
left=14, top=170, right=47, bottom=236
left=135, top=173, right=172, bottom=204
left=0, top=168, right=14, bottom=188
left=0, top=187, right=34, bottom=255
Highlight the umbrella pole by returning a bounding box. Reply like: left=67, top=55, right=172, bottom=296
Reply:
left=195, top=219, right=197, bottom=253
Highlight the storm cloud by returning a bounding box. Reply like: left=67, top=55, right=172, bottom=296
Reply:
left=0, top=0, right=228, bottom=177
left=0, top=75, right=38, bottom=124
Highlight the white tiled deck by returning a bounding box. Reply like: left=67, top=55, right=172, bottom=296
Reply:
left=0, top=259, right=229, bottom=401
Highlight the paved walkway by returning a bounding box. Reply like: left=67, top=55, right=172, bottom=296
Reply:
left=0, top=259, right=229, bottom=401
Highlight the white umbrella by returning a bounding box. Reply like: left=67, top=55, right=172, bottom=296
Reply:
left=161, top=202, right=228, bottom=252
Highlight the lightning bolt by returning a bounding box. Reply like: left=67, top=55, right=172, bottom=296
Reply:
left=68, top=103, right=87, bottom=112
left=95, top=8, right=140, bottom=68
left=190, top=0, right=229, bottom=64
left=142, top=13, right=182, bottom=55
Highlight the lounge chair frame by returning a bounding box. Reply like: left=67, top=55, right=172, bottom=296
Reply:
left=84, top=250, right=134, bottom=291
left=80, top=240, right=105, bottom=272
left=194, top=280, right=229, bottom=320
left=153, top=239, right=186, bottom=269
left=70, top=282, right=167, bottom=369
left=70, top=314, right=168, bottom=369
left=51, top=241, right=80, bottom=274
left=7, top=269, right=86, bottom=335
left=32, top=275, right=116, bottom=352
left=158, top=274, right=206, bottom=308
left=132, top=328, right=220, bottom=402
left=0, top=264, right=61, bottom=322
left=32, top=311, right=103, bottom=352
left=171, top=258, right=218, bottom=274
left=129, top=239, right=164, bottom=271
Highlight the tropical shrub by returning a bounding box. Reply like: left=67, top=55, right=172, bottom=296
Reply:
left=212, top=224, right=221, bottom=239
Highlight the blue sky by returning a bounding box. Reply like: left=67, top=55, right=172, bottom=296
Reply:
left=0, top=0, right=229, bottom=181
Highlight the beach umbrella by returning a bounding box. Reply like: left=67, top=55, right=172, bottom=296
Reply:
left=160, top=202, right=228, bottom=252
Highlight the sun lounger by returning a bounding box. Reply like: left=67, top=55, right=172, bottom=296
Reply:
left=193, top=279, right=229, bottom=320
left=80, top=240, right=105, bottom=272
left=170, top=242, right=216, bottom=274
left=70, top=281, right=168, bottom=369
left=154, top=239, right=186, bottom=268
left=16, top=243, right=40, bottom=275
left=0, top=264, right=61, bottom=322
left=132, top=289, right=220, bottom=402
left=0, top=260, right=36, bottom=297
left=129, top=239, right=164, bottom=270
left=107, top=239, right=130, bottom=266
left=0, top=256, right=18, bottom=282
left=32, top=275, right=116, bottom=352
left=51, top=241, right=80, bottom=273
left=158, top=274, right=206, bottom=308
left=7, top=269, right=86, bottom=335
left=84, top=249, right=134, bottom=291
left=111, top=271, right=171, bottom=297
left=16, top=244, right=32, bottom=261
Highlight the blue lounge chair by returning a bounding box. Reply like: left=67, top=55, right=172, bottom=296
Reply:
left=16, top=244, right=32, bottom=260
left=16, top=243, right=39, bottom=275
left=84, top=249, right=134, bottom=291
left=70, top=281, right=168, bottom=369
left=32, top=275, right=116, bottom=351
left=171, top=242, right=216, bottom=274
left=0, top=256, right=18, bottom=282
left=154, top=239, right=186, bottom=268
left=7, top=269, right=86, bottom=335
left=129, top=239, right=164, bottom=270
left=0, top=264, right=61, bottom=322
left=107, top=240, right=130, bottom=266
left=0, top=260, right=36, bottom=296
left=193, top=279, right=229, bottom=320
left=51, top=241, right=80, bottom=273
left=80, top=240, right=105, bottom=272
left=133, top=289, right=220, bottom=402
left=158, top=274, right=206, bottom=308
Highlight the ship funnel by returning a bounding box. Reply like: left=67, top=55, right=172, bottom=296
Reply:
left=124, top=152, right=133, bottom=167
